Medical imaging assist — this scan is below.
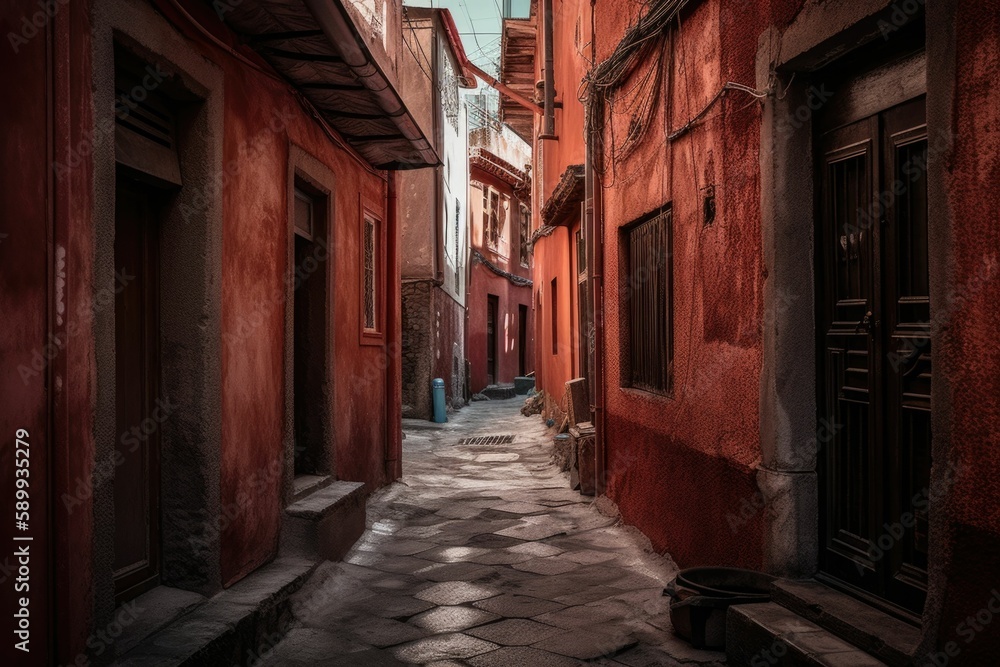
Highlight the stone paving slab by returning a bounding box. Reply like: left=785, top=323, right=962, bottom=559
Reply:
left=259, top=399, right=725, bottom=666
left=409, top=605, right=502, bottom=633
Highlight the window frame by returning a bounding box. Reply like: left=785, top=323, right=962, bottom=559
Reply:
left=359, top=200, right=385, bottom=345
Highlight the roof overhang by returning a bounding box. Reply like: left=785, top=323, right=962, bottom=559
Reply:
left=216, top=0, right=439, bottom=169
left=541, top=164, right=585, bottom=226
left=499, top=11, right=537, bottom=143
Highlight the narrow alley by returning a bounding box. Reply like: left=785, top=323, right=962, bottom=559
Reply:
left=259, top=399, right=724, bottom=666
left=5, top=0, right=1000, bottom=664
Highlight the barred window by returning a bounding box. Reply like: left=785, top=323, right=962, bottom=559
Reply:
left=622, top=207, right=672, bottom=394
left=519, top=205, right=530, bottom=268
left=363, top=216, right=377, bottom=331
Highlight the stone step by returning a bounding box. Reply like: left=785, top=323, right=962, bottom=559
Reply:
left=282, top=480, right=367, bottom=562
left=727, top=602, right=887, bottom=666
left=291, top=473, right=333, bottom=502
left=770, top=579, right=921, bottom=666
left=115, top=586, right=206, bottom=657
left=116, top=556, right=316, bottom=666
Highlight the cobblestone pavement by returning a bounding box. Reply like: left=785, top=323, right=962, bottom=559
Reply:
left=261, top=399, right=726, bottom=666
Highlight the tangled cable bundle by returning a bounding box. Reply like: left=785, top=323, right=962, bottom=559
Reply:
left=583, top=0, right=771, bottom=180
left=583, top=0, right=692, bottom=177
left=586, top=0, right=691, bottom=95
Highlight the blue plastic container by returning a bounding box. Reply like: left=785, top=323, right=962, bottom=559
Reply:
left=432, top=378, right=448, bottom=423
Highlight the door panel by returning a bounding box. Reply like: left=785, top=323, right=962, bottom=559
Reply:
left=487, top=295, right=498, bottom=385
left=114, top=180, right=161, bottom=604
left=881, top=100, right=931, bottom=611
left=816, top=96, right=929, bottom=616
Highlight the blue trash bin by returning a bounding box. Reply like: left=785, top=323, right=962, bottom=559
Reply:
left=432, top=378, right=448, bottom=423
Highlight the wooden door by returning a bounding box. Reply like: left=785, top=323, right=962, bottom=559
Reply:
left=487, top=295, right=498, bottom=385
left=816, top=96, right=930, bottom=616
left=114, top=180, right=161, bottom=604
left=518, top=304, right=528, bottom=377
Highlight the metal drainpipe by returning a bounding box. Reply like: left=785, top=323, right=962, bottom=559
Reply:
left=385, top=171, right=403, bottom=480
left=587, top=0, right=607, bottom=497
left=539, top=0, right=557, bottom=139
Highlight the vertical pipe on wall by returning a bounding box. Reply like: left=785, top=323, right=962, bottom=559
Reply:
left=539, top=0, right=557, bottom=139
left=385, top=171, right=403, bottom=480
left=587, top=0, right=607, bottom=497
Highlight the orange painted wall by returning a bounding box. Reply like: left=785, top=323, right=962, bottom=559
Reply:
left=531, top=0, right=592, bottom=411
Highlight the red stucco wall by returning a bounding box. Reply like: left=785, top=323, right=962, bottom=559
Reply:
left=592, top=0, right=767, bottom=568
left=210, top=26, right=394, bottom=587
left=467, top=263, right=534, bottom=393
left=0, top=0, right=401, bottom=657
left=467, top=168, right=534, bottom=393
left=932, top=1, right=1000, bottom=658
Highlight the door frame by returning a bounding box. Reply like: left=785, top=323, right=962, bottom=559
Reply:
left=91, top=1, right=225, bottom=630
left=283, top=145, right=337, bottom=504
left=756, top=0, right=958, bottom=655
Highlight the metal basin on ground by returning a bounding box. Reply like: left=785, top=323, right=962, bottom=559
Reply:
left=664, top=567, right=776, bottom=649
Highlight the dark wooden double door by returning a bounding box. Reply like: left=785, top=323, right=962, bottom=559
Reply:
left=816, top=95, right=931, bottom=616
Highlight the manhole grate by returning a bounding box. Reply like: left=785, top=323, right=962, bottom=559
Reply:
left=458, top=434, right=515, bottom=446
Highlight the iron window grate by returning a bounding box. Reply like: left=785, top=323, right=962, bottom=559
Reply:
left=363, top=216, right=376, bottom=330
left=458, top=435, right=516, bottom=446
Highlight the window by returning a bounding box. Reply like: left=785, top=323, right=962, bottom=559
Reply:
left=622, top=206, right=672, bottom=394
left=550, top=277, right=558, bottom=356
left=294, top=188, right=314, bottom=239
left=519, top=205, right=530, bottom=268
left=363, top=215, right=378, bottom=333
left=483, top=186, right=509, bottom=256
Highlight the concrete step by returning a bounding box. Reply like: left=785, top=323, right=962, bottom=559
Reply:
left=282, top=480, right=366, bottom=562
left=770, top=579, right=921, bottom=666
left=727, top=602, right=887, bottom=666
left=115, top=556, right=316, bottom=666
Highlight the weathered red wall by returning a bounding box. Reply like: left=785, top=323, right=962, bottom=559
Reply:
left=467, top=168, right=534, bottom=393
left=0, top=0, right=400, bottom=654
left=211, top=34, right=393, bottom=586
left=1, top=0, right=96, bottom=662
left=594, top=0, right=767, bottom=568
left=932, top=1, right=1000, bottom=658
left=467, top=263, right=534, bottom=392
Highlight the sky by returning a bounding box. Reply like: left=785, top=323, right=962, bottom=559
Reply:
left=403, top=0, right=531, bottom=76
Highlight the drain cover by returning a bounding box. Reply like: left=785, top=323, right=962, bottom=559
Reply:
left=458, top=435, right=515, bottom=446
